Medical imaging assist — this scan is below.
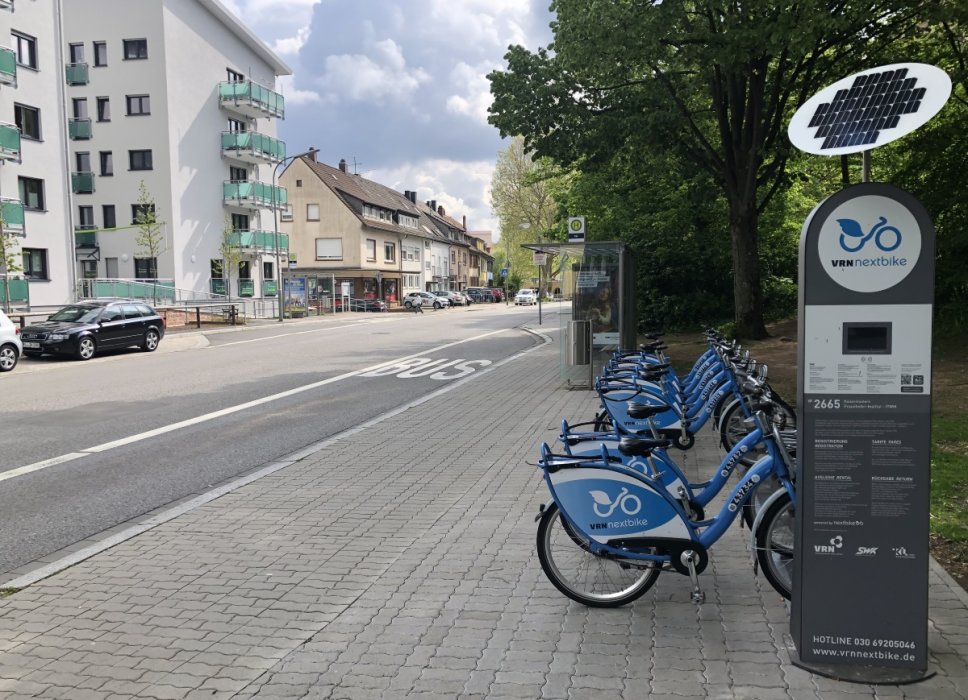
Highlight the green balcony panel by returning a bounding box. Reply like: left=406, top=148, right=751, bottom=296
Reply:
left=0, top=199, right=24, bottom=234
left=210, top=278, right=228, bottom=296
left=0, top=122, right=21, bottom=161
left=69, top=118, right=92, bottom=140
left=223, top=181, right=287, bottom=208
left=74, top=228, right=98, bottom=247
left=0, top=47, right=15, bottom=86
left=220, top=131, right=286, bottom=163
left=238, top=279, right=255, bottom=297
left=227, top=230, right=288, bottom=252
left=218, top=80, right=285, bottom=119
left=65, top=62, right=89, bottom=86
left=72, top=172, right=95, bottom=194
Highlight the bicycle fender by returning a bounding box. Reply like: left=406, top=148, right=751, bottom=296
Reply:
left=715, top=397, right=743, bottom=434
left=536, top=498, right=555, bottom=522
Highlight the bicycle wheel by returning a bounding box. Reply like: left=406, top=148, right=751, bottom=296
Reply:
left=719, top=401, right=766, bottom=467
left=536, top=502, right=661, bottom=607
left=741, top=473, right=782, bottom=529
left=754, top=491, right=795, bottom=599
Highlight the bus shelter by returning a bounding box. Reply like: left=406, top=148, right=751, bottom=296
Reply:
left=522, top=241, right=635, bottom=388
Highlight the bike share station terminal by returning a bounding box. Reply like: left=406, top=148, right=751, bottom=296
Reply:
left=522, top=234, right=637, bottom=389
left=787, top=63, right=951, bottom=682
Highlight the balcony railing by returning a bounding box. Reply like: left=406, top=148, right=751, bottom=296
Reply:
left=65, top=62, right=89, bottom=86
left=218, top=79, right=285, bottom=119
left=0, top=47, right=16, bottom=87
left=74, top=226, right=98, bottom=247
left=238, top=279, right=255, bottom=297
left=226, top=229, right=288, bottom=252
left=69, top=118, right=92, bottom=140
left=223, top=180, right=287, bottom=209
left=0, top=121, right=21, bottom=161
left=220, top=131, right=286, bottom=165
left=72, top=171, right=95, bottom=194
left=0, top=198, right=25, bottom=235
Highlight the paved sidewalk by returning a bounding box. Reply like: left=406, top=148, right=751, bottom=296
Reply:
left=1, top=331, right=967, bottom=699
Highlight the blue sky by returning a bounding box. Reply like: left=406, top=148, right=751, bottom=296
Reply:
left=221, top=0, right=555, bottom=237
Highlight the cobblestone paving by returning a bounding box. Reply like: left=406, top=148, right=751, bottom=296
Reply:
left=1, top=332, right=966, bottom=699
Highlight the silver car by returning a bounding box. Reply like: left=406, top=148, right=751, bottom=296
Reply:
left=0, top=309, right=23, bottom=372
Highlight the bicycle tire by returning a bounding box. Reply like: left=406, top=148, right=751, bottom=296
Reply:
left=754, top=491, right=795, bottom=599
left=719, top=401, right=766, bottom=467
left=593, top=410, right=612, bottom=432
left=536, top=502, right=660, bottom=607
left=741, top=473, right=782, bottom=529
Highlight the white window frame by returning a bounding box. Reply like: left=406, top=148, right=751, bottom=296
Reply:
left=315, top=238, right=343, bottom=261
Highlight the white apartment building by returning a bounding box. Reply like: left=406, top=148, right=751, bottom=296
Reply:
left=1, top=0, right=290, bottom=308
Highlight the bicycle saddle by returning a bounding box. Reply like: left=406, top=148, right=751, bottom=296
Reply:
left=626, top=402, right=670, bottom=419
left=618, top=435, right=672, bottom=457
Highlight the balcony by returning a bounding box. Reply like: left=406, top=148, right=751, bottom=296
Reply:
left=223, top=180, right=287, bottom=210
left=220, top=131, right=286, bottom=165
left=218, top=79, right=285, bottom=119
left=65, top=62, right=89, bottom=86
left=72, top=171, right=95, bottom=194
left=226, top=229, right=288, bottom=253
left=0, top=198, right=25, bottom=235
left=74, top=226, right=98, bottom=248
left=0, top=122, right=21, bottom=162
left=0, top=47, right=16, bottom=87
left=69, top=118, right=92, bottom=140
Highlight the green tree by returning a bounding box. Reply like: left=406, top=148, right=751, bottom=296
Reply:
left=489, top=0, right=927, bottom=338
left=0, top=213, right=22, bottom=313
left=134, top=181, right=165, bottom=302
left=219, top=215, right=244, bottom=299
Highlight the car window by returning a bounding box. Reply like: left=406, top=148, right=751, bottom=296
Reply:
left=122, top=304, right=143, bottom=318
left=48, top=305, right=103, bottom=323
left=101, top=306, right=124, bottom=322
left=136, top=304, right=154, bottom=316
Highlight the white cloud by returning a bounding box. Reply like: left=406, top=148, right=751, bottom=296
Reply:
left=315, top=38, right=431, bottom=105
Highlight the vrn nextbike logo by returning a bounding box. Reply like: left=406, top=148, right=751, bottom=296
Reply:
left=830, top=216, right=907, bottom=268
left=814, top=535, right=844, bottom=554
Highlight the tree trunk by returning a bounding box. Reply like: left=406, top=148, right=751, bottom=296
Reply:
left=728, top=198, right=768, bottom=340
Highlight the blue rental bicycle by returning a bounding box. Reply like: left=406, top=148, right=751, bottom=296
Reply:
left=534, top=408, right=796, bottom=607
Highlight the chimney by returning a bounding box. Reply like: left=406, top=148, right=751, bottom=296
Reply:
left=438, top=205, right=446, bottom=216
left=428, top=200, right=437, bottom=212
left=462, top=215, right=467, bottom=229
left=404, top=190, right=411, bottom=201
left=339, top=158, right=347, bottom=172
left=408, top=191, right=417, bottom=204
left=309, top=147, right=318, bottom=162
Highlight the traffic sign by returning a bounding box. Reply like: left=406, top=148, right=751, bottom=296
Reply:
left=567, top=216, right=586, bottom=242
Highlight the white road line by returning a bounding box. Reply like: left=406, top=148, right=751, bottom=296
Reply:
left=0, top=328, right=512, bottom=484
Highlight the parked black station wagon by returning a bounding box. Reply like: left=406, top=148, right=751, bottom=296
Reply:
left=21, top=300, right=166, bottom=361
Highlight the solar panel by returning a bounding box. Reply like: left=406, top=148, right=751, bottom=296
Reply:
left=788, top=63, right=952, bottom=157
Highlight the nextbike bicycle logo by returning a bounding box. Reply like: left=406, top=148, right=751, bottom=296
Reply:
left=590, top=487, right=642, bottom=517
left=819, top=195, right=921, bottom=293
left=837, top=216, right=902, bottom=253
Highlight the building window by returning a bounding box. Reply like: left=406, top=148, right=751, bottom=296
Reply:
left=131, top=203, right=155, bottom=224
left=280, top=204, right=293, bottom=222
left=93, top=41, right=107, bottom=67
left=72, top=98, right=88, bottom=119
left=102, top=205, right=116, bottom=229
left=399, top=213, right=418, bottom=229
left=18, top=177, right=44, bottom=210
left=96, top=97, right=110, bottom=122
left=76, top=152, right=91, bottom=173
left=366, top=239, right=376, bottom=262
left=263, top=261, right=273, bottom=279
left=14, top=104, right=40, bottom=140
left=295, top=179, right=302, bottom=187
left=226, top=68, right=244, bottom=82
left=123, top=39, right=148, bottom=60
left=99, top=151, right=113, bottom=176
left=69, top=43, right=84, bottom=63
left=128, top=149, right=153, bottom=171
left=231, top=213, right=248, bottom=229
left=134, top=257, right=157, bottom=278
left=315, top=238, right=342, bottom=261
left=78, top=205, right=95, bottom=227
left=384, top=242, right=396, bottom=263
left=227, top=118, right=245, bottom=133
left=12, top=32, right=37, bottom=69
left=229, top=165, right=247, bottom=182
left=21, top=248, right=48, bottom=280
left=306, top=203, right=319, bottom=221
left=125, top=94, right=150, bottom=116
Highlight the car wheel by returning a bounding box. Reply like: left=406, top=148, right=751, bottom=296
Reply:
left=434, top=302, right=442, bottom=309
left=76, top=336, right=97, bottom=361
left=0, top=343, right=18, bottom=372
left=404, top=301, right=412, bottom=308
left=142, top=329, right=160, bottom=352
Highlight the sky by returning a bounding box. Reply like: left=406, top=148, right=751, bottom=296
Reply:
left=220, top=0, right=555, bottom=239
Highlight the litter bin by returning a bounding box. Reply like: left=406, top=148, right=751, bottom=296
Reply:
left=568, top=320, right=591, bottom=366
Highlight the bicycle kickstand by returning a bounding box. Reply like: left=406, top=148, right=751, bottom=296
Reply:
left=682, top=550, right=705, bottom=604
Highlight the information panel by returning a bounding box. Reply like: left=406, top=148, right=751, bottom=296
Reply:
left=793, top=183, right=934, bottom=675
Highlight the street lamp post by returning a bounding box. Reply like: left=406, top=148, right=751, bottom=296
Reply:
left=273, top=147, right=319, bottom=322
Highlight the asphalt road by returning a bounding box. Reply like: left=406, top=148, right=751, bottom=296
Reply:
left=0, top=301, right=562, bottom=579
